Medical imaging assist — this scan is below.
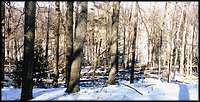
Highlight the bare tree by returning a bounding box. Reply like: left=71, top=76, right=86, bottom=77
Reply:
left=68, top=1, right=87, bottom=93
left=53, top=1, right=61, bottom=87
left=126, top=4, right=133, bottom=69
left=1, top=1, right=5, bottom=91
left=107, top=1, right=120, bottom=85
left=45, top=3, right=50, bottom=74
left=65, top=1, right=73, bottom=92
left=179, top=4, right=187, bottom=76
left=21, top=1, right=36, bottom=100
left=189, top=18, right=196, bottom=75
left=130, top=2, right=138, bottom=83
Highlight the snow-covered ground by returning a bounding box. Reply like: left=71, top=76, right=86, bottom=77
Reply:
left=2, top=77, right=198, bottom=101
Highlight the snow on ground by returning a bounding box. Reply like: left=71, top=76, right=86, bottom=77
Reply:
left=2, top=78, right=198, bottom=101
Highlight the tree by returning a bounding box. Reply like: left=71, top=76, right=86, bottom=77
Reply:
left=65, top=1, right=73, bottom=92
left=189, top=16, right=197, bottom=76
left=125, top=4, right=133, bottom=69
left=130, top=2, right=138, bottom=83
left=53, top=1, right=61, bottom=87
left=45, top=3, right=50, bottom=74
left=158, top=2, right=168, bottom=80
left=1, top=1, right=5, bottom=90
left=167, top=2, right=175, bottom=83
left=68, top=1, right=88, bottom=93
left=107, top=1, right=120, bottom=85
left=179, top=4, right=187, bottom=76
left=21, top=1, right=36, bottom=100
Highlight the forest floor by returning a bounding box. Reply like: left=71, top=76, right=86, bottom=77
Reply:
left=2, top=72, right=198, bottom=101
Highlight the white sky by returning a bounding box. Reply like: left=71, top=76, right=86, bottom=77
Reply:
left=11, top=1, right=198, bottom=8
left=9, top=1, right=198, bottom=16
left=11, top=1, right=163, bottom=10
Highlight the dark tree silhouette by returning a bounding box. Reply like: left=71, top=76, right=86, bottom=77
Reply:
left=21, top=1, right=36, bottom=100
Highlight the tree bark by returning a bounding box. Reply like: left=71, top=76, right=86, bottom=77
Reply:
left=167, top=2, right=177, bottom=82
left=65, top=1, right=73, bottom=92
left=189, top=23, right=195, bottom=75
left=1, top=1, right=5, bottom=91
left=130, top=2, right=138, bottom=84
left=179, top=5, right=187, bottom=76
left=125, top=4, right=133, bottom=69
left=45, top=4, right=50, bottom=74
left=107, top=2, right=120, bottom=85
left=21, top=1, right=36, bottom=100
left=68, top=1, right=87, bottom=93
left=173, top=5, right=186, bottom=76
left=122, top=26, right=126, bottom=69
left=53, top=1, right=61, bottom=87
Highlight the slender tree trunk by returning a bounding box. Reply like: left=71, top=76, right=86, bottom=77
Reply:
left=53, top=2, right=61, bottom=87
left=107, top=2, right=120, bottom=85
left=125, top=4, right=133, bottom=69
left=6, top=1, right=11, bottom=72
left=21, top=1, right=36, bottom=100
left=158, top=30, right=162, bottom=79
left=179, top=6, right=186, bottom=76
left=65, top=1, right=73, bottom=92
left=98, top=39, right=102, bottom=65
left=159, top=2, right=168, bottom=79
left=130, top=2, right=138, bottom=84
left=186, top=48, right=190, bottom=77
left=122, top=26, right=126, bottom=69
left=106, top=10, right=112, bottom=68
left=1, top=1, right=5, bottom=90
left=126, top=30, right=131, bottom=69
left=45, top=4, right=50, bottom=74
left=168, top=19, right=174, bottom=83
left=173, top=5, right=186, bottom=76
left=167, top=2, right=177, bottom=82
left=98, top=39, right=102, bottom=64
left=189, top=24, right=195, bottom=75
left=68, top=1, right=87, bottom=93
left=73, top=2, right=79, bottom=40
left=14, top=35, right=18, bottom=73
left=93, top=40, right=98, bottom=78
left=147, top=28, right=151, bottom=68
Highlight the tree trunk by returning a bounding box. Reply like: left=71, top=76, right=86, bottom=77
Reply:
left=68, top=1, right=87, bottom=93
left=130, top=2, right=138, bottom=84
left=158, top=30, right=162, bottom=79
left=186, top=48, right=190, bottom=77
left=1, top=1, right=5, bottom=90
left=53, top=2, right=60, bottom=87
left=173, top=5, right=186, bottom=76
left=125, top=4, right=133, bottom=69
left=147, top=25, right=151, bottom=68
left=6, top=1, right=11, bottom=72
left=45, top=4, right=50, bottom=74
left=98, top=39, right=102, bottom=66
left=107, top=2, right=120, bottom=85
left=126, top=30, right=131, bottom=69
left=65, top=1, right=73, bottom=92
left=159, top=2, right=169, bottom=79
left=73, top=2, right=79, bottom=39
left=189, top=23, right=195, bottom=75
left=105, top=9, right=112, bottom=68
left=167, top=2, right=177, bottom=82
left=179, top=6, right=186, bottom=76
left=21, top=1, right=36, bottom=100
left=122, top=26, right=126, bottom=69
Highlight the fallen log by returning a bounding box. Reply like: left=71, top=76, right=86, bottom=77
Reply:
left=120, top=83, right=143, bottom=95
